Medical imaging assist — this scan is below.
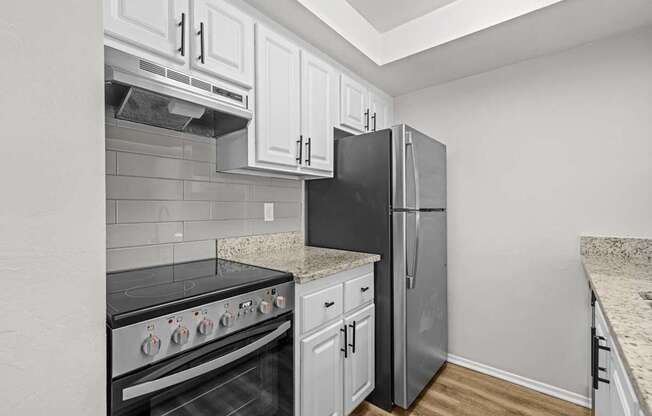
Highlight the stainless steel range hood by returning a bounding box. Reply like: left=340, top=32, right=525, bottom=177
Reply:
left=104, top=47, right=251, bottom=138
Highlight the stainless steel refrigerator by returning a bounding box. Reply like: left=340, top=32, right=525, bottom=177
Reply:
left=306, top=124, right=447, bottom=410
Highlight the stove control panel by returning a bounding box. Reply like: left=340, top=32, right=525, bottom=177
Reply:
left=111, top=281, right=294, bottom=378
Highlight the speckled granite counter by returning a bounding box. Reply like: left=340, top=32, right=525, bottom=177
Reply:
left=217, top=232, right=380, bottom=284
left=581, top=236, right=652, bottom=415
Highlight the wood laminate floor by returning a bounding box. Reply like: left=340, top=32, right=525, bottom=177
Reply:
left=352, top=363, right=590, bottom=416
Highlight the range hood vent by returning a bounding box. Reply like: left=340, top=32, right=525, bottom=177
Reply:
left=104, top=47, right=251, bottom=138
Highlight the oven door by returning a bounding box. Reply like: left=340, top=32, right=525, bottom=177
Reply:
left=111, top=314, right=293, bottom=416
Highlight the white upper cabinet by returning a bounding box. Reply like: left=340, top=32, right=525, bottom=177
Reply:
left=340, top=74, right=394, bottom=134
left=344, top=304, right=375, bottom=415
left=340, top=74, right=368, bottom=133
left=190, top=0, right=253, bottom=87
left=369, top=91, right=392, bottom=132
left=255, top=24, right=301, bottom=169
left=300, top=51, right=337, bottom=173
left=104, top=1, right=391, bottom=179
left=104, top=0, right=188, bottom=67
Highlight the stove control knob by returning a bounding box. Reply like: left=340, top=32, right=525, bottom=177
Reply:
left=141, top=335, right=161, bottom=357
left=197, top=318, right=214, bottom=336
left=259, top=300, right=272, bottom=314
left=171, top=326, right=190, bottom=346
left=274, top=296, right=286, bottom=309
left=220, top=312, right=235, bottom=328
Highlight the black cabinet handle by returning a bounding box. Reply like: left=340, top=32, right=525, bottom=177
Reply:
left=597, top=336, right=611, bottom=352
left=340, top=326, right=348, bottom=358
left=348, top=321, right=356, bottom=354
left=590, top=327, right=595, bottom=379
left=305, top=137, right=311, bottom=166
left=324, top=301, right=335, bottom=308
left=296, top=135, right=303, bottom=164
left=592, top=335, right=610, bottom=389
left=364, top=109, right=369, bottom=131
left=178, top=13, right=186, bottom=56
left=198, top=22, right=205, bottom=63
left=592, top=335, right=598, bottom=389
left=371, top=112, right=377, bottom=131
left=360, top=286, right=370, bottom=293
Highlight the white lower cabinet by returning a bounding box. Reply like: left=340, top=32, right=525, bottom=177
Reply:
left=594, top=302, right=642, bottom=416
left=301, top=320, right=345, bottom=416
left=296, top=264, right=376, bottom=416
left=344, top=304, right=375, bottom=414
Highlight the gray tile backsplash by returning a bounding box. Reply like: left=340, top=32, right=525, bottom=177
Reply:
left=107, top=222, right=184, bottom=248
left=117, top=152, right=211, bottom=181
left=105, top=121, right=304, bottom=272
left=106, top=200, right=116, bottom=224
left=107, top=176, right=184, bottom=200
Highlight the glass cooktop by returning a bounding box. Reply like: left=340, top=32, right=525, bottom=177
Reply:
left=106, top=258, right=292, bottom=328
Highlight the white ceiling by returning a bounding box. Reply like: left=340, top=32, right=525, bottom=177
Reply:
left=294, top=0, right=566, bottom=65
left=345, top=0, right=459, bottom=32
left=245, top=0, right=652, bottom=96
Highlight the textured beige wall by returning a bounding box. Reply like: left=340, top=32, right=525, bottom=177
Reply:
left=0, top=1, right=106, bottom=414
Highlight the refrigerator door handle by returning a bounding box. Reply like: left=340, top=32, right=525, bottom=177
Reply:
left=405, top=132, right=420, bottom=289
left=406, top=211, right=420, bottom=290
left=406, top=131, right=421, bottom=209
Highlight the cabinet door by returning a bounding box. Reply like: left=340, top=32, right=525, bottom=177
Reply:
left=301, top=51, right=336, bottom=173
left=190, top=0, right=253, bottom=87
left=344, top=304, right=375, bottom=415
left=301, top=320, right=345, bottom=416
left=104, top=0, right=187, bottom=65
left=609, top=335, right=639, bottom=416
left=340, top=74, right=368, bottom=133
left=610, top=368, right=633, bottom=416
left=255, top=24, right=301, bottom=168
left=369, top=92, right=391, bottom=132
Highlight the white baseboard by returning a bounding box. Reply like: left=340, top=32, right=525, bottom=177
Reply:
left=447, top=354, right=591, bottom=409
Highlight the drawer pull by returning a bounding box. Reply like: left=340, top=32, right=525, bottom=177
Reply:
left=360, top=286, right=370, bottom=293
left=324, top=301, right=335, bottom=308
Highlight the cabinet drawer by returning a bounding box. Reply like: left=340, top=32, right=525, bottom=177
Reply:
left=301, top=284, right=343, bottom=334
left=344, top=273, right=374, bottom=313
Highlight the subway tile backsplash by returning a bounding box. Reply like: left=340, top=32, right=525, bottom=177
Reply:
left=106, top=120, right=303, bottom=272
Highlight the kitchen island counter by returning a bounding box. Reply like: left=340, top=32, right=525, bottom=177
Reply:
left=581, top=236, right=652, bottom=416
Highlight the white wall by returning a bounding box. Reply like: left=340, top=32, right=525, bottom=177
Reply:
left=105, top=120, right=302, bottom=272
left=395, top=26, right=652, bottom=398
left=0, top=1, right=106, bottom=415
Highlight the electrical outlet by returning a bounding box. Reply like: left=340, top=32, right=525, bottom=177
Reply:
left=264, top=203, right=274, bottom=222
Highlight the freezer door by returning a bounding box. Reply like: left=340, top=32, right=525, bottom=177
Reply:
left=392, top=125, right=446, bottom=210
left=393, top=210, right=448, bottom=409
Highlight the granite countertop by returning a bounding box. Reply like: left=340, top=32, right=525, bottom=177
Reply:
left=217, top=232, right=380, bottom=284
left=581, top=236, right=652, bottom=415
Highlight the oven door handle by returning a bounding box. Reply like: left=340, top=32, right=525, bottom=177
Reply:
left=122, top=320, right=291, bottom=401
